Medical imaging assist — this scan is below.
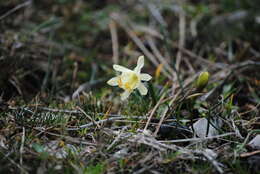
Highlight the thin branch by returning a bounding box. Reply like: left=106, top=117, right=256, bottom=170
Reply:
left=153, top=95, right=176, bottom=136
left=19, top=127, right=25, bottom=169
left=67, top=116, right=122, bottom=130
left=109, top=19, right=119, bottom=64
left=159, top=132, right=236, bottom=143
left=76, top=106, right=101, bottom=128
left=176, top=9, right=186, bottom=71
left=144, top=92, right=166, bottom=131
left=0, top=0, right=32, bottom=21
left=110, top=12, right=172, bottom=79
left=145, top=35, right=174, bottom=75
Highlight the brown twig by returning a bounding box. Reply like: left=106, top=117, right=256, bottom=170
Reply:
left=109, top=19, right=119, bottom=64
left=144, top=92, right=166, bottom=131
left=110, top=12, right=172, bottom=79
left=145, top=35, right=174, bottom=76
left=19, top=127, right=25, bottom=170
left=176, top=9, right=186, bottom=72
left=76, top=106, right=101, bottom=128
left=153, top=95, right=176, bottom=136
left=0, top=0, right=32, bottom=21
left=159, top=132, right=236, bottom=143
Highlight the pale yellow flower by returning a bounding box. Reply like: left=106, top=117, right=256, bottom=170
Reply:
left=107, top=56, right=152, bottom=100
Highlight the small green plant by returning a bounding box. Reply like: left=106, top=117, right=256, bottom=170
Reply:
left=84, top=163, right=106, bottom=174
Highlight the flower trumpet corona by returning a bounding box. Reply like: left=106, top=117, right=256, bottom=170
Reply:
left=107, top=56, right=152, bottom=100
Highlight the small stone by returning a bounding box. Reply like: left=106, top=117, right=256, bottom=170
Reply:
left=113, top=148, right=128, bottom=159
left=192, top=118, right=222, bottom=138
left=248, top=135, right=260, bottom=150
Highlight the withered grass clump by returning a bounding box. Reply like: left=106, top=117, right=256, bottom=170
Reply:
left=0, top=0, right=260, bottom=173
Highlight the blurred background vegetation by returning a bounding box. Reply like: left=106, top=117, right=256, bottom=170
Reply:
left=1, top=0, right=259, bottom=101
left=0, top=0, right=260, bottom=173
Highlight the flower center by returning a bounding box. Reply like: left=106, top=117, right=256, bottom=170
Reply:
left=118, top=72, right=139, bottom=91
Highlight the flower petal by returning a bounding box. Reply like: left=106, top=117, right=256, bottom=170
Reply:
left=113, top=65, right=131, bottom=72
left=134, top=55, right=144, bottom=73
left=107, top=77, right=119, bottom=86
left=121, top=91, right=131, bottom=100
left=137, top=83, right=148, bottom=95
left=140, top=73, right=152, bottom=81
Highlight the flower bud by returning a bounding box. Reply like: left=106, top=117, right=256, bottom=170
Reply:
left=195, top=71, right=210, bottom=90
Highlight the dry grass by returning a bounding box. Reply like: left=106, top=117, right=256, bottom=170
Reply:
left=0, top=0, right=260, bottom=173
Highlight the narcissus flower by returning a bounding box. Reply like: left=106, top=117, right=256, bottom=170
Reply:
left=107, top=56, right=152, bottom=100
